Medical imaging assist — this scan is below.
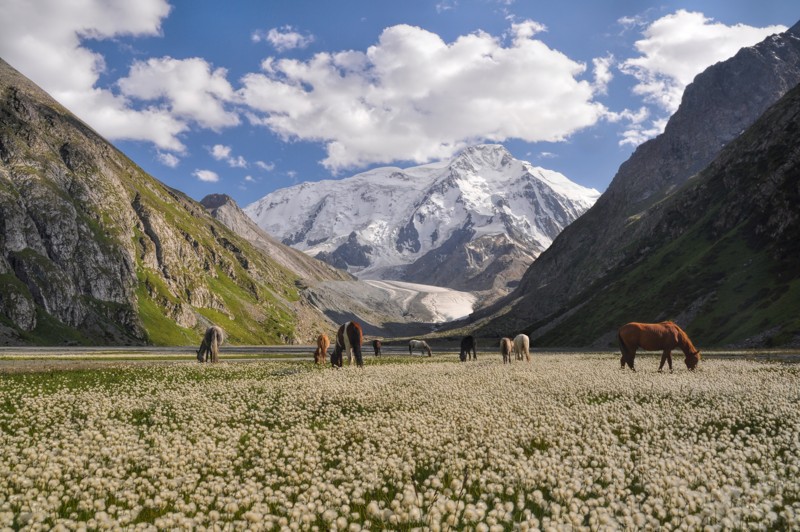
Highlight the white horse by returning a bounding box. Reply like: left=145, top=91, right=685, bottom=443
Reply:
left=197, top=325, right=225, bottom=363
left=409, top=339, right=432, bottom=357
left=500, top=337, right=513, bottom=364
left=513, top=334, right=530, bottom=362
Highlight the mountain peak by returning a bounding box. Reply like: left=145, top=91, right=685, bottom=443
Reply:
left=200, top=193, right=236, bottom=211
left=245, top=144, right=598, bottom=297
left=450, top=144, right=514, bottom=171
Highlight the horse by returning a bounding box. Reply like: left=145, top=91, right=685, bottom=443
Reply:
left=332, top=321, right=364, bottom=368
left=513, top=334, right=530, bottom=362
left=409, top=339, right=432, bottom=357
left=372, top=339, right=382, bottom=357
left=500, top=337, right=513, bottom=364
left=314, top=333, right=330, bottom=364
left=618, top=321, right=701, bottom=372
left=459, top=335, right=476, bottom=362
left=197, top=325, right=225, bottom=363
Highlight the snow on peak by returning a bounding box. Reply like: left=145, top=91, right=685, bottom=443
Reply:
left=244, top=144, right=600, bottom=279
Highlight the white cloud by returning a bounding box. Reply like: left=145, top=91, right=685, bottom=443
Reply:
left=0, top=0, right=186, bottom=150
left=592, top=55, right=614, bottom=95
left=619, top=117, right=669, bottom=147
left=209, top=144, right=247, bottom=168
left=620, top=10, right=786, bottom=114
left=157, top=151, right=180, bottom=168
left=193, top=169, right=219, bottom=182
left=253, top=26, right=314, bottom=52
left=244, top=175, right=256, bottom=183
left=118, top=57, right=239, bottom=130
left=210, top=145, right=232, bottom=160
left=239, top=21, right=606, bottom=171
left=256, top=161, right=276, bottom=171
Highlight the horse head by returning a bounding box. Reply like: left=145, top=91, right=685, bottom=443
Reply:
left=196, top=349, right=204, bottom=362
left=684, top=350, right=700, bottom=370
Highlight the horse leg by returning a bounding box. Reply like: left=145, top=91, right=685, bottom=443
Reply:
left=659, top=350, right=668, bottom=372
left=628, top=349, right=637, bottom=371
left=667, top=350, right=673, bottom=372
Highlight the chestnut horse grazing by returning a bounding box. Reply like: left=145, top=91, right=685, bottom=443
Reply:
left=372, top=339, right=382, bottom=356
left=500, top=337, right=513, bottom=364
left=513, top=334, right=530, bottom=362
left=409, top=339, right=432, bottom=357
left=459, top=335, right=476, bottom=362
left=314, top=333, right=330, bottom=364
left=332, top=321, right=364, bottom=367
left=618, top=321, right=700, bottom=372
left=197, top=325, right=225, bottom=363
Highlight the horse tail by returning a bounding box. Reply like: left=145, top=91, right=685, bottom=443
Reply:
left=618, top=330, right=631, bottom=369
left=349, top=322, right=364, bottom=367
left=210, top=328, right=220, bottom=363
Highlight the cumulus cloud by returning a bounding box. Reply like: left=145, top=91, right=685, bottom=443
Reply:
left=0, top=0, right=188, bottom=150
left=209, top=144, right=248, bottom=168
left=621, top=10, right=786, bottom=114
left=193, top=169, right=219, bottom=182
left=118, top=57, right=239, bottom=130
left=253, top=26, right=315, bottom=52
left=240, top=21, right=606, bottom=171
left=157, top=151, right=180, bottom=168
left=255, top=161, right=276, bottom=171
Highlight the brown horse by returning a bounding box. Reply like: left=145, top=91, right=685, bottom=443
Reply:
left=314, top=333, right=330, bottom=364
left=618, top=321, right=700, bottom=372
left=500, top=337, right=513, bottom=364
left=332, top=321, right=364, bottom=367
left=372, top=339, right=382, bottom=356
left=197, top=325, right=225, bottom=363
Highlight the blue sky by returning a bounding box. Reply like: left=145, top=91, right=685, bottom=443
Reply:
left=0, top=1, right=796, bottom=208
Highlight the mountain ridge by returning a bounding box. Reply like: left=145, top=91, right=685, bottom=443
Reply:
left=245, top=144, right=599, bottom=299
left=0, top=57, right=331, bottom=345
left=469, top=22, right=800, bottom=346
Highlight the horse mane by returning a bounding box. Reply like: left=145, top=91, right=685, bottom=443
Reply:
left=674, top=324, right=699, bottom=356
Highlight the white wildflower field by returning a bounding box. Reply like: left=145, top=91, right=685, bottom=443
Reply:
left=0, top=353, right=798, bottom=530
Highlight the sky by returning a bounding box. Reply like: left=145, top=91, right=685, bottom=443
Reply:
left=0, top=1, right=796, bottom=209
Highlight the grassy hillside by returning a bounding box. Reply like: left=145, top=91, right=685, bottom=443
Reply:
left=0, top=58, right=329, bottom=346
left=524, top=83, right=800, bottom=348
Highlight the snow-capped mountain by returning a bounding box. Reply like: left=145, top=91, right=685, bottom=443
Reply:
left=245, top=144, right=599, bottom=296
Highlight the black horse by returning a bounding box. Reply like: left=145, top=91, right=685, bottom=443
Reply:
left=372, top=339, right=382, bottom=356
left=459, top=335, right=476, bottom=362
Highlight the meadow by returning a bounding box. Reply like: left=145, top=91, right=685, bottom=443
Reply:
left=0, top=353, right=798, bottom=530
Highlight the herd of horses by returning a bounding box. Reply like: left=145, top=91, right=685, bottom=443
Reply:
left=198, top=320, right=701, bottom=372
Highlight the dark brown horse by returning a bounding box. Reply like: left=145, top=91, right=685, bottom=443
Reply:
left=332, top=321, right=364, bottom=367
left=459, top=335, right=476, bottom=362
left=372, top=339, right=382, bottom=356
left=618, top=321, right=700, bottom=372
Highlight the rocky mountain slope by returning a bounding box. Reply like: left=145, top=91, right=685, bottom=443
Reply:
left=471, top=21, right=800, bottom=345
left=0, top=58, right=332, bottom=346
left=202, top=193, right=478, bottom=337
left=245, top=145, right=599, bottom=299
left=200, top=193, right=353, bottom=284
left=531, top=81, right=800, bottom=347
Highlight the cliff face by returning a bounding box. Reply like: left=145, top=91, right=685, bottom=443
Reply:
left=523, top=81, right=800, bottom=347
left=475, top=22, right=800, bottom=343
left=0, top=58, right=328, bottom=345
